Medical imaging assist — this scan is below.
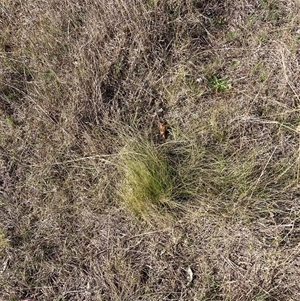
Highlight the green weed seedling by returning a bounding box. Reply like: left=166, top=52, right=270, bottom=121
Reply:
left=209, top=76, right=230, bottom=92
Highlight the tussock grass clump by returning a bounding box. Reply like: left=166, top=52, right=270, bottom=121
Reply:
left=118, top=138, right=175, bottom=219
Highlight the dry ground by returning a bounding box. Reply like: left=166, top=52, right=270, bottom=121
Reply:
left=1, top=0, right=300, bottom=300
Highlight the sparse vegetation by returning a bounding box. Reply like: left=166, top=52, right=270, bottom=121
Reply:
left=1, top=0, right=300, bottom=300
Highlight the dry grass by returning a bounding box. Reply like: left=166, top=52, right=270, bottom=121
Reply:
left=1, top=0, right=300, bottom=300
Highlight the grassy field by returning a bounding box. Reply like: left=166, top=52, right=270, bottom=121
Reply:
left=1, top=0, right=300, bottom=300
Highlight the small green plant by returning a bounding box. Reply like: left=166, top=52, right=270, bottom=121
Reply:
left=209, top=76, right=230, bottom=92
left=5, top=117, right=15, bottom=126
left=228, top=30, right=236, bottom=39
left=6, top=92, right=15, bottom=100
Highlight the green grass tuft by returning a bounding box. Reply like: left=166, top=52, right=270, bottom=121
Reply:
left=118, top=138, right=175, bottom=219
